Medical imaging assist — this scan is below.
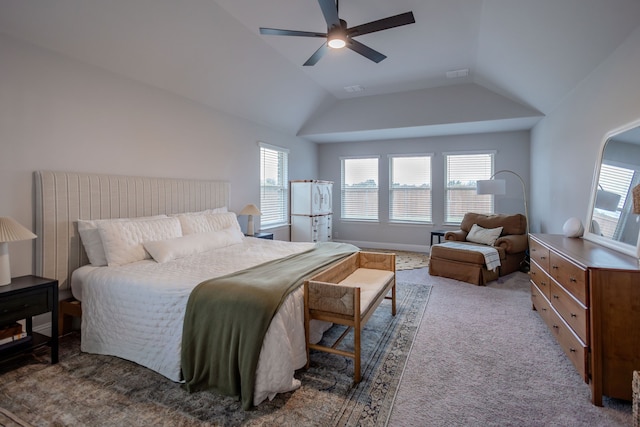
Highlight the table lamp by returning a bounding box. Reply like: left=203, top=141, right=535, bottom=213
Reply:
left=239, top=204, right=262, bottom=236
left=0, top=217, right=37, bottom=286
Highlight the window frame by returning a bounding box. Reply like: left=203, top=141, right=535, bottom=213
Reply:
left=444, top=151, right=496, bottom=225
left=259, top=142, right=289, bottom=229
left=340, top=156, right=380, bottom=222
left=388, top=153, right=433, bottom=224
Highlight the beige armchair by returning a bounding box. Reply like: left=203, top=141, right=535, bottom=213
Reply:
left=429, top=212, right=528, bottom=285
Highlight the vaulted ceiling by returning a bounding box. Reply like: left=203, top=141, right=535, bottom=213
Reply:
left=1, top=0, right=639, bottom=142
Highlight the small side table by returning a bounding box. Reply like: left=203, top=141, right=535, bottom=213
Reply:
left=430, top=230, right=446, bottom=246
left=0, top=275, right=59, bottom=364
left=245, top=232, right=274, bottom=240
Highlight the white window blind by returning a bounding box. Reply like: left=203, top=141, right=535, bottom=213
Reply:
left=445, top=152, right=494, bottom=223
left=341, top=157, right=379, bottom=220
left=260, top=143, right=289, bottom=227
left=593, top=163, right=635, bottom=238
left=389, top=155, right=432, bottom=222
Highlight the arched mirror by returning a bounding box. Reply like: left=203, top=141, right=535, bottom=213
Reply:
left=584, top=119, right=640, bottom=258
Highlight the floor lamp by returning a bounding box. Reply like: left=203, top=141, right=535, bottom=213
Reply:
left=476, top=170, right=529, bottom=271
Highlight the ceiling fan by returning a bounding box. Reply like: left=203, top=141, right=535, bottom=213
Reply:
left=259, top=0, right=415, bottom=66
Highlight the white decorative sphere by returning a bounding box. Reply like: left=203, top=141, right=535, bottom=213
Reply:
left=562, top=217, right=584, bottom=238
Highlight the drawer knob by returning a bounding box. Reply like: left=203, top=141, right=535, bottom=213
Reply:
left=569, top=348, right=576, bottom=353
left=552, top=294, right=559, bottom=299
left=541, top=256, right=546, bottom=260
left=569, top=277, right=577, bottom=283
left=570, top=313, right=577, bottom=318
left=553, top=324, right=559, bottom=329
left=552, top=265, right=558, bottom=269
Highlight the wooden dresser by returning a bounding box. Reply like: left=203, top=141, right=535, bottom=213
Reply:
left=529, top=234, right=640, bottom=405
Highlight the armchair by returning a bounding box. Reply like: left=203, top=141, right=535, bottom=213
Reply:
left=429, top=212, right=528, bottom=285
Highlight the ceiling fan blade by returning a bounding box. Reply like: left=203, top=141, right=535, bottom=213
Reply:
left=317, top=0, right=340, bottom=28
left=303, top=43, right=329, bottom=66
left=260, top=27, right=326, bottom=38
left=347, top=39, right=387, bottom=63
left=347, top=11, right=415, bottom=37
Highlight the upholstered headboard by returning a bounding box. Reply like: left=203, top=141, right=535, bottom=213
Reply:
left=34, top=171, right=230, bottom=291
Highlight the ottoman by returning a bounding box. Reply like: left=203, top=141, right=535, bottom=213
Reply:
left=429, top=242, right=504, bottom=286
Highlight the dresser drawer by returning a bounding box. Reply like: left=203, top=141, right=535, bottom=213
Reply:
left=531, top=283, right=552, bottom=323
left=549, top=253, right=588, bottom=305
left=541, top=303, right=588, bottom=383
left=529, top=260, right=551, bottom=300
left=0, top=287, right=53, bottom=325
left=549, top=280, right=588, bottom=344
left=529, top=238, right=550, bottom=271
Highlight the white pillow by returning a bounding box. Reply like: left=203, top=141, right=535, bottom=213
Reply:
left=466, top=224, right=503, bottom=246
left=175, top=211, right=241, bottom=235
left=144, top=227, right=243, bottom=263
left=97, top=217, right=182, bottom=266
left=77, top=215, right=167, bottom=266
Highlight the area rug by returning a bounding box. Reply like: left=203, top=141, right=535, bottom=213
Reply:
left=0, top=281, right=431, bottom=427
left=0, top=408, right=33, bottom=427
left=362, top=249, right=429, bottom=271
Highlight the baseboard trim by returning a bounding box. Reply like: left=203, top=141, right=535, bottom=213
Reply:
left=336, top=240, right=430, bottom=254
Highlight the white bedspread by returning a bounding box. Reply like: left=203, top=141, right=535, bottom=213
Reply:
left=75, top=237, right=330, bottom=406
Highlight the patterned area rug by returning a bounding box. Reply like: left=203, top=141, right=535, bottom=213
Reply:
left=0, top=281, right=431, bottom=427
left=0, top=408, right=33, bottom=427
left=362, top=249, right=429, bottom=271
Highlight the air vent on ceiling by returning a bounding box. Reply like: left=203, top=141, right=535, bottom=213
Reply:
left=344, top=85, right=365, bottom=93
left=446, top=69, right=469, bottom=79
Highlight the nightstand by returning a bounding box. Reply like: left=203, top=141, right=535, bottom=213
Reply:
left=0, top=275, right=58, bottom=364
left=245, top=232, right=274, bottom=240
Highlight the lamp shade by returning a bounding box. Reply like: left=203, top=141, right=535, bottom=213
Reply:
left=0, top=217, right=37, bottom=242
left=0, top=217, right=37, bottom=286
left=476, top=179, right=506, bottom=195
left=239, top=204, right=261, bottom=236
left=595, top=189, right=621, bottom=212
left=239, top=204, right=262, bottom=216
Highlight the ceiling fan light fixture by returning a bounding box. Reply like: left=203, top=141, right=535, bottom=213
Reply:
left=327, top=25, right=347, bottom=49
left=328, top=37, right=346, bottom=49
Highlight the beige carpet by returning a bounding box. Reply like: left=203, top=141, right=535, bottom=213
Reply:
left=388, top=268, right=632, bottom=426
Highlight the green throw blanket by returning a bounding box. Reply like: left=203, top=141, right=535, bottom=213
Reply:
left=181, top=242, right=358, bottom=409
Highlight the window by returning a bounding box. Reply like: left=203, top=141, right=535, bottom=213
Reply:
left=260, top=143, right=289, bottom=227
left=593, top=163, right=635, bottom=239
left=341, top=157, right=379, bottom=220
left=445, top=152, right=495, bottom=223
left=389, top=155, right=432, bottom=222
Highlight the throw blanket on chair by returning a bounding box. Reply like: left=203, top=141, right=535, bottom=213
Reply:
left=438, top=241, right=501, bottom=271
left=181, top=242, right=359, bottom=409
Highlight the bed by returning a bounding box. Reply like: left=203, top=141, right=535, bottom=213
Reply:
left=34, top=171, right=357, bottom=409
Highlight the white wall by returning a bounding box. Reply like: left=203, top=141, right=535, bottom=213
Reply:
left=318, top=131, right=530, bottom=252
left=0, top=34, right=318, bottom=279
left=530, top=25, right=640, bottom=234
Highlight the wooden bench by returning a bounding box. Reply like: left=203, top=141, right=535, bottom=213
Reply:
left=304, top=251, right=396, bottom=382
